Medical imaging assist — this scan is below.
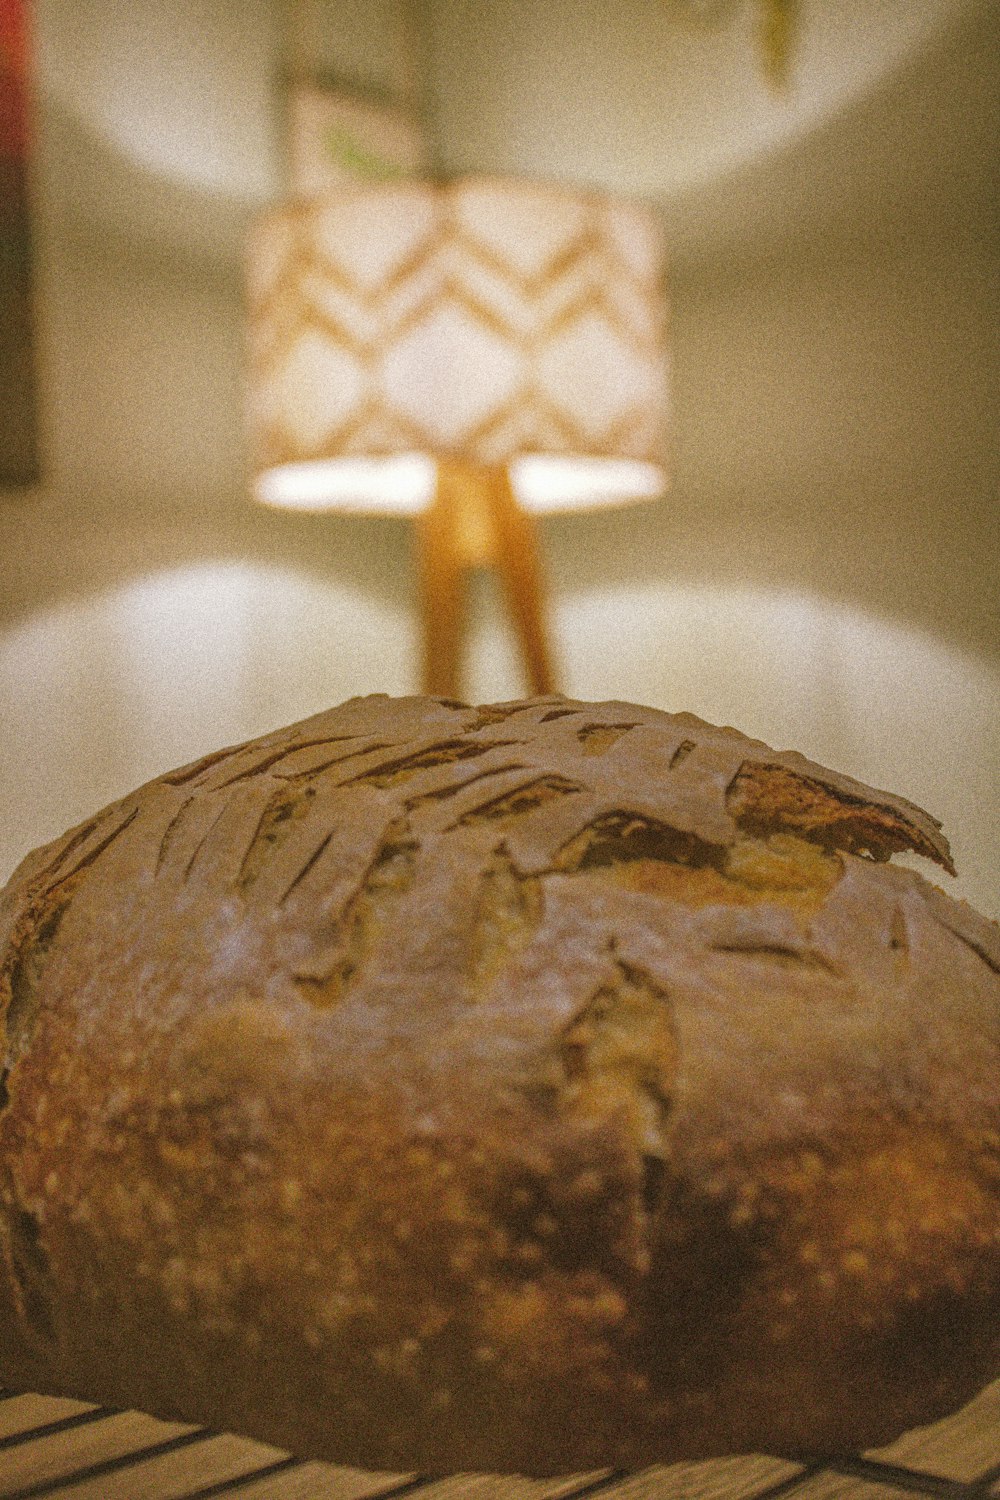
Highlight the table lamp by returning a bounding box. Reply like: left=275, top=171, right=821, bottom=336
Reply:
left=246, top=176, right=669, bottom=697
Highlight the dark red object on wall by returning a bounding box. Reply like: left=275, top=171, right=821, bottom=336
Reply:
left=0, top=0, right=39, bottom=487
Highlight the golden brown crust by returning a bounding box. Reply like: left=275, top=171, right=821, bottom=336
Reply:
left=0, top=694, right=997, bottom=1475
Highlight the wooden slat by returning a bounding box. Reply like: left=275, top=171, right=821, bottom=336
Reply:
left=545, top=1461, right=818, bottom=1500
left=185, top=1463, right=412, bottom=1500
left=0, top=1409, right=198, bottom=1497
left=12, top=1433, right=293, bottom=1500
left=0, top=1386, right=995, bottom=1500
left=0, top=1398, right=96, bottom=1446
left=872, top=1381, right=1000, bottom=1483
left=179, top=1457, right=306, bottom=1499
left=773, top=1467, right=965, bottom=1499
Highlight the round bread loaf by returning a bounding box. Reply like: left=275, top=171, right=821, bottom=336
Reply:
left=0, top=694, right=997, bottom=1476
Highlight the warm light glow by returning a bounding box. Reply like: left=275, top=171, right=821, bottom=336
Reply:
left=45, top=6, right=276, bottom=201
left=510, top=456, right=666, bottom=513
left=256, top=455, right=437, bottom=514
left=255, top=454, right=668, bottom=516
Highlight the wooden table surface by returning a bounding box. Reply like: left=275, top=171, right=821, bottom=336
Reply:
left=0, top=1380, right=997, bottom=1500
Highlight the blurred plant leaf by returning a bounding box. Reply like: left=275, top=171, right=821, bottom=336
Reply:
left=760, top=0, right=798, bottom=88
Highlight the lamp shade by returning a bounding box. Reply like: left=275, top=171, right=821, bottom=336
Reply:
left=246, top=176, right=668, bottom=515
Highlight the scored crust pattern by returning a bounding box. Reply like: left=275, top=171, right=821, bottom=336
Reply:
left=0, top=694, right=997, bottom=1476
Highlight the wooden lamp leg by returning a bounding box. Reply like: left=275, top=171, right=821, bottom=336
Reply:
left=415, top=459, right=557, bottom=700
left=415, top=463, right=467, bottom=698
left=488, top=465, right=556, bottom=696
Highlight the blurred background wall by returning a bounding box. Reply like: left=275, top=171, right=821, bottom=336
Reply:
left=1, top=0, right=997, bottom=915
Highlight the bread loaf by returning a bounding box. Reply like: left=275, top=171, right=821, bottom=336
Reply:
left=0, top=694, right=997, bottom=1476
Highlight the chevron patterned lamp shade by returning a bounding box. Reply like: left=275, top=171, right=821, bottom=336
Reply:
left=245, top=176, right=668, bottom=696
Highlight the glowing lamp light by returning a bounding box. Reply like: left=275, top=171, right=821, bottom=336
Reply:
left=246, top=176, right=669, bottom=696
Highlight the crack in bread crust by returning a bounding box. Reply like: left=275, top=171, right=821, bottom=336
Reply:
left=727, top=761, right=954, bottom=872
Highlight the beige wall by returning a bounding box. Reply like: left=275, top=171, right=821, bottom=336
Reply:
left=420, top=0, right=978, bottom=209
left=1, top=0, right=997, bottom=918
